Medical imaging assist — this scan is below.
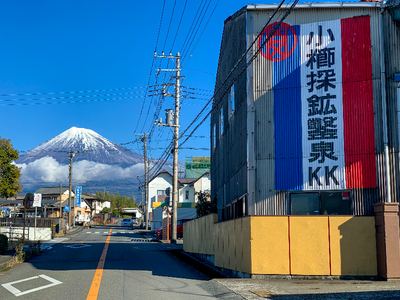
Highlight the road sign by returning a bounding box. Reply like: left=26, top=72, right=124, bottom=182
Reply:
left=75, top=186, right=82, bottom=206
left=64, top=204, right=70, bottom=212
left=33, top=193, right=42, bottom=207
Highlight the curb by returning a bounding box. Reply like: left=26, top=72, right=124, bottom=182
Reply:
left=0, top=254, right=15, bottom=271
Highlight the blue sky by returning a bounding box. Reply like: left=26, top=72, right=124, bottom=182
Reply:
left=0, top=0, right=344, bottom=165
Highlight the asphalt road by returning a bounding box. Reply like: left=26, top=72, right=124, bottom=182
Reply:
left=0, top=225, right=243, bottom=300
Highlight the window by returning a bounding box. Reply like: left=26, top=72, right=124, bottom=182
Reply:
left=229, top=85, right=235, bottom=117
left=220, top=108, right=224, bottom=135
left=185, top=190, right=189, bottom=200
left=157, top=190, right=165, bottom=195
left=290, top=192, right=351, bottom=215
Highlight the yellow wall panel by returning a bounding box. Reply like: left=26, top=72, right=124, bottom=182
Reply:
left=227, top=220, right=235, bottom=271
left=250, top=216, right=290, bottom=275
left=235, top=218, right=244, bottom=272
left=290, top=217, right=330, bottom=275
left=242, top=217, right=252, bottom=274
left=214, top=221, right=224, bottom=267
left=329, top=216, right=377, bottom=276
left=223, top=221, right=230, bottom=269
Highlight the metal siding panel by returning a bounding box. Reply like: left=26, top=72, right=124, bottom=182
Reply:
left=212, top=11, right=248, bottom=216
left=300, top=19, right=346, bottom=190
left=383, top=11, right=400, bottom=203
left=341, top=16, right=377, bottom=189
left=273, top=24, right=303, bottom=191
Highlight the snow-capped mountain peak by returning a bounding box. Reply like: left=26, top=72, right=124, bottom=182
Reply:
left=49, top=127, right=119, bottom=153
left=17, top=127, right=143, bottom=167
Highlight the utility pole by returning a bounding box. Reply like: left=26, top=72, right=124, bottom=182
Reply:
left=143, top=133, right=149, bottom=230
left=68, top=150, right=78, bottom=227
left=136, top=132, right=149, bottom=230
left=59, top=183, right=62, bottom=218
left=154, top=52, right=182, bottom=243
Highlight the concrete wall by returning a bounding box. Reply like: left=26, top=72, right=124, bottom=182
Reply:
left=184, top=214, right=377, bottom=276
left=0, top=226, right=52, bottom=241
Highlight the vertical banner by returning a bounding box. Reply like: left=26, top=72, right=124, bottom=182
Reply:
left=33, top=193, right=42, bottom=207
left=300, top=19, right=346, bottom=190
left=260, top=16, right=376, bottom=191
left=76, top=186, right=82, bottom=206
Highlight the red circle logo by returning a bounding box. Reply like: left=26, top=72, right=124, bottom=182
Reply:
left=259, top=22, right=298, bottom=61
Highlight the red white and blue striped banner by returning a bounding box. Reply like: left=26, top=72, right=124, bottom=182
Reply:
left=259, top=16, right=376, bottom=191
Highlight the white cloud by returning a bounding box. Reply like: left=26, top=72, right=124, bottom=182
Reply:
left=16, top=157, right=144, bottom=184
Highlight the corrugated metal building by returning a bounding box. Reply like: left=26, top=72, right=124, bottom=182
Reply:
left=211, top=2, right=400, bottom=221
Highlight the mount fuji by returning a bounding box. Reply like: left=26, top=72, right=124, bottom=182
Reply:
left=16, top=127, right=144, bottom=196
left=17, top=127, right=143, bottom=167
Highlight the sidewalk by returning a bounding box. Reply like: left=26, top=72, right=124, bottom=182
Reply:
left=167, top=246, right=400, bottom=299
left=213, top=278, right=400, bottom=299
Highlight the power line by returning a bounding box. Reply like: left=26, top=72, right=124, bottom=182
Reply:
left=178, top=0, right=298, bottom=148
left=0, top=90, right=147, bottom=103
left=181, top=0, right=214, bottom=64
left=135, top=0, right=166, bottom=133
left=0, top=95, right=146, bottom=106
left=0, top=86, right=148, bottom=97
left=182, top=0, right=220, bottom=66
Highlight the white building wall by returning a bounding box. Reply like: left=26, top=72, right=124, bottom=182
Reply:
left=148, top=173, right=173, bottom=213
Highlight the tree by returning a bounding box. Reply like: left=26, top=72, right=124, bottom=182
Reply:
left=95, top=190, right=137, bottom=217
left=101, top=207, right=109, bottom=214
left=195, top=192, right=217, bottom=218
left=0, top=138, right=21, bottom=198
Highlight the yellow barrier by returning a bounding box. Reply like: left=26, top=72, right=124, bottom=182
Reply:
left=183, top=214, right=377, bottom=276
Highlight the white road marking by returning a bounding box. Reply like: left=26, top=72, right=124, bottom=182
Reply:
left=64, top=244, right=91, bottom=249
left=120, top=232, right=125, bottom=234
left=2, top=274, right=62, bottom=297
left=95, top=232, right=100, bottom=234
left=86, top=232, right=91, bottom=234
left=41, top=238, right=69, bottom=251
left=103, top=232, right=108, bottom=234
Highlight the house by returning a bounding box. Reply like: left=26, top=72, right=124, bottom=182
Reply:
left=23, top=187, right=111, bottom=221
left=33, top=186, right=73, bottom=218
left=148, top=170, right=211, bottom=230
left=80, top=193, right=111, bottom=216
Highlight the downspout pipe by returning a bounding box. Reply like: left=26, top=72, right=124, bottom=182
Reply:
left=379, top=4, right=392, bottom=203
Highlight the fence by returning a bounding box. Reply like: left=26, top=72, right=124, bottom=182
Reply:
left=0, top=218, right=55, bottom=241
left=0, top=219, right=30, bottom=241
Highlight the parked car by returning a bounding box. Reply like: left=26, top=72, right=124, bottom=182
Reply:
left=120, top=218, right=133, bottom=227
left=156, top=218, right=193, bottom=239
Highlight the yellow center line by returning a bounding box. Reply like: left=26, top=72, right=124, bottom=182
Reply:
left=86, top=229, right=112, bottom=300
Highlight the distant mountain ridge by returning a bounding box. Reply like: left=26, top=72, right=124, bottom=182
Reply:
left=17, top=127, right=143, bottom=167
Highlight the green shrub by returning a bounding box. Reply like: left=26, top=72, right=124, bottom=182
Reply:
left=15, top=240, right=25, bottom=262
left=0, top=234, right=8, bottom=253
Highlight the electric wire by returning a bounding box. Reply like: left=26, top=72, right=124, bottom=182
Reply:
left=181, top=0, right=214, bottom=64
left=136, top=0, right=166, bottom=133
left=182, top=0, right=220, bottom=66
left=179, top=0, right=298, bottom=148
left=178, top=0, right=289, bottom=141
